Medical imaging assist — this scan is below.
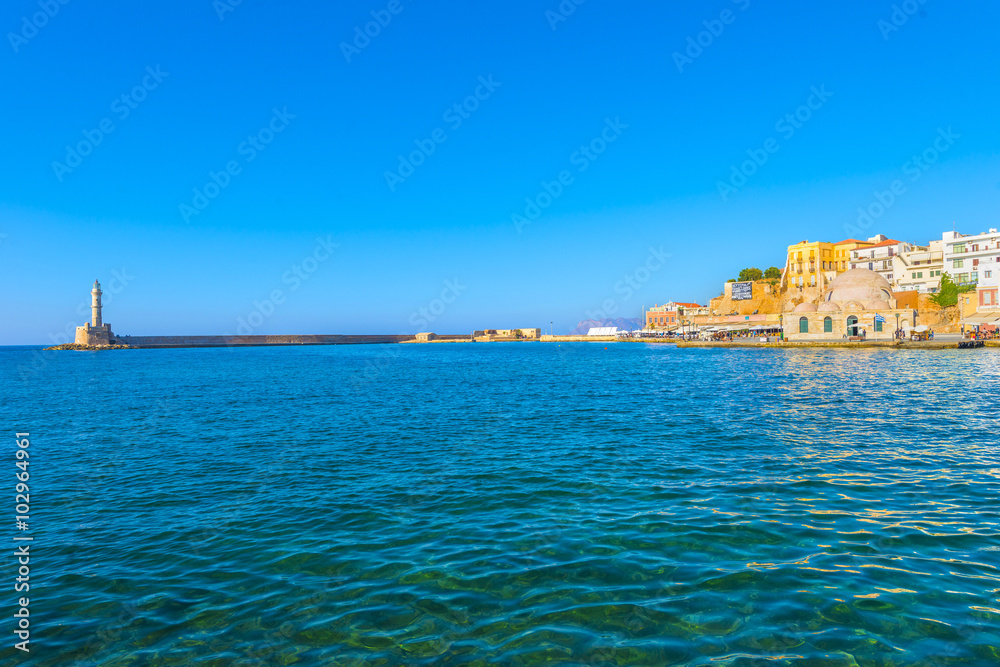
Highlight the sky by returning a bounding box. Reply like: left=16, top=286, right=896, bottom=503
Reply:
left=2, top=0, right=999, bottom=344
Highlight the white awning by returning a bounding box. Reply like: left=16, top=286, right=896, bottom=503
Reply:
left=962, top=314, right=999, bottom=325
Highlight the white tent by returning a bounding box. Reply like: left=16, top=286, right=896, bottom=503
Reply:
left=587, top=326, right=618, bottom=336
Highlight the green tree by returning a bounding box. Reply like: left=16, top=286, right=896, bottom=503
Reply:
left=764, top=266, right=782, bottom=280
left=726, top=278, right=737, bottom=283
left=931, top=272, right=959, bottom=308
left=738, top=267, right=763, bottom=282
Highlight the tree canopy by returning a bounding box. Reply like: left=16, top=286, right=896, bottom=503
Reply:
left=738, top=267, right=764, bottom=282
left=764, top=266, right=782, bottom=280
left=931, top=272, right=959, bottom=307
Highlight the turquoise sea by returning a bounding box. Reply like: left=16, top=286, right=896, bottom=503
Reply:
left=3, top=343, right=1000, bottom=666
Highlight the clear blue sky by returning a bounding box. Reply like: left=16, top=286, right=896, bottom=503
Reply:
left=2, top=0, right=999, bottom=343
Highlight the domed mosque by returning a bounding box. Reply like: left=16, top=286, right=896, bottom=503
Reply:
left=784, top=268, right=915, bottom=340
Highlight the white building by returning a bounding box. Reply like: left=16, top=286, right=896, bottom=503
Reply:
left=942, top=228, right=1000, bottom=287
left=850, top=236, right=912, bottom=286
left=891, top=240, right=944, bottom=293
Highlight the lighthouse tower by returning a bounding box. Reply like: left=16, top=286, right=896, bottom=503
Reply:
left=91, top=279, right=103, bottom=327
left=74, top=279, right=115, bottom=347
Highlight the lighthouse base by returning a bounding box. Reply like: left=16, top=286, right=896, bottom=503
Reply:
left=74, top=323, right=116, bottom=347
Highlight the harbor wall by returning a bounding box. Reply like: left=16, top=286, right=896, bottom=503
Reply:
left=119, top=334, right=414, bottom=348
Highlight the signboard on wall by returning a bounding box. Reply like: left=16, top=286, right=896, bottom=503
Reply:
left=732, top=282, right=753, bottom=300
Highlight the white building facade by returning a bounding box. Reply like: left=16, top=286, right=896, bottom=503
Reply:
left=942, top=228, right=1000, bottom=287
left=849, top=236, right=912, bottom=286
left=891, top=240, right=944, bottom=293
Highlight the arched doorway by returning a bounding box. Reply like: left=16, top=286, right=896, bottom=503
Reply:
left=847, top=315, right=859, bottom=337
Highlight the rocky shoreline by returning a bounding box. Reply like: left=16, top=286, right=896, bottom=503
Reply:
left=44, top=343, right=133, bottom=351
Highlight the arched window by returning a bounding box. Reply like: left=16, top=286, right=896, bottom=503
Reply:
left=847, top=315, right=858, bottom=336
left=875, top=319, right=883, bottom=332
left=824, top=316, right=832, bottom=333
left=799, top=317, right=809, bottom=333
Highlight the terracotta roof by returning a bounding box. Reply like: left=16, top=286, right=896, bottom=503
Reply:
left=833, top=238, right=869, bottom=245
left=865, top=239, right=902, bottom=249
left=675, top=302, right=703, bottom=308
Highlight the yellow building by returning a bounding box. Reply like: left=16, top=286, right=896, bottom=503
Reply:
left=784, top=240, right=834, bottom=289
left=832, top=238, right=872, bottom=273
left=784, top=238, right=875, bottom=289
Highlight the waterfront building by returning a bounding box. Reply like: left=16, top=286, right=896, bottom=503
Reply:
left=942, top=228, right=1000, bottom=287
left=74, top=279, right=118, bottom=346
left=892, top=240, right=945, bottom=293
left=849, top=236, right=912, bottom=285
left=784, top=268, right=915, bottom=341
left=977, top=269, right=1000, bottom=308
left=472, top=328, right=541, bottom=340
left=960, top=269, right=1000, bottom=333
left=645, top=301, right=705, bottom=329
left=832, top=238, right=873, bottom=273
left=783, top=238, right=879, bottom=290
left=783, top=240, right=835, bottom=289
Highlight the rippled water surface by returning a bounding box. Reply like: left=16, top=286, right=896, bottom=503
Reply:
left=4, top=343, right=1000, bottom=665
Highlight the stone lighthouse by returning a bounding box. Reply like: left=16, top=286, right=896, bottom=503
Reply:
left=74, top=279, right=116, bottom=346
left=91, top=279, right=103, bottom=327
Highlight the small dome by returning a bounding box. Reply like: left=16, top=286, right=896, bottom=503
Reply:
left=826, top=269, right=893, bottom=304
left=843, top=300, right=866, bottom=311
left=793, top=302, right=818, bottom=312
left=817, top=302, right=841, bottom=312
left=865, top=299, right=891, bottom=310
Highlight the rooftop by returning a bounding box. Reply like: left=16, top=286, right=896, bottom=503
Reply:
left=861, top=238, right=903, bottom=249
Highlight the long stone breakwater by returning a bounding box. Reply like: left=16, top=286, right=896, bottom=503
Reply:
left=47, top=334, right=415, bottom=350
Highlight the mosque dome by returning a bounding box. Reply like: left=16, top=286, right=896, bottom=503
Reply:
left=817, top=301, right=841, bottom=312
left=865, top=299, right=891, bottom=311
left=824, top=269, right=894, bottom=304
left=793, top=302, right=818, bottom=312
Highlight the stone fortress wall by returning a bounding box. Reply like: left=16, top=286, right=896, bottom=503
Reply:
left=120, top=335, right=414, bottom=348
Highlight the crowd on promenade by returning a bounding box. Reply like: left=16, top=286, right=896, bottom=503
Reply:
left=967, top=328, right=999, bottom=340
